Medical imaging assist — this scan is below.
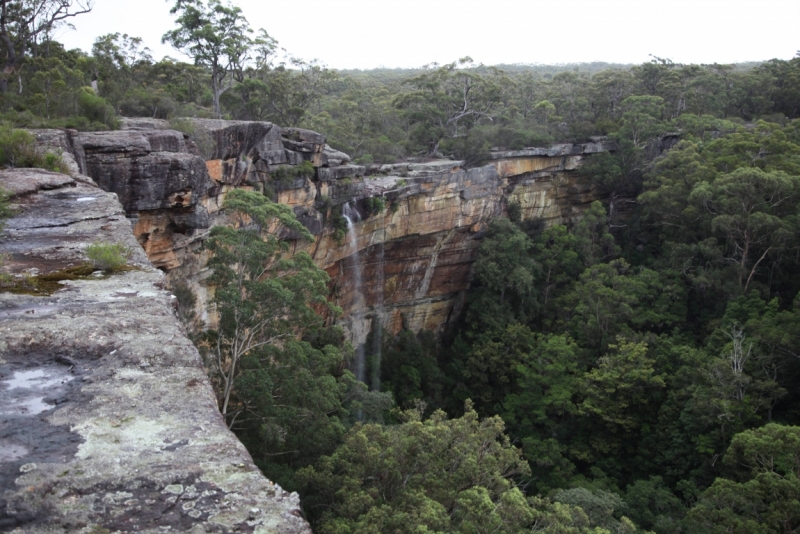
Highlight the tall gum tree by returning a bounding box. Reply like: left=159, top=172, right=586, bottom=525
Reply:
left=163, top=0, right=253, bottom=118
left=0, top=0, right=92, bottom=93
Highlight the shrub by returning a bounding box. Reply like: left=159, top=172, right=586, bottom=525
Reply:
left=171, top=280, right=199, bottom=330
left=78, top=88, right=119, bottom=130
left=296, top=160, right=315, bottom=178
left=0, top=186, right=11, bottom=229
left=331, top=210, right=348, bottom=245
left=0, top=126, right=66, bottom=172
left=85, top=242, right=130, bottom=271
left=365, top=196, right=386, bottom=216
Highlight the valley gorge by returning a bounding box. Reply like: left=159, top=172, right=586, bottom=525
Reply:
left=0, top=118, right=616, bottom=532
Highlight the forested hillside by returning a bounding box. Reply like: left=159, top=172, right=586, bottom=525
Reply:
left=3, top=1, right=800, bottom=532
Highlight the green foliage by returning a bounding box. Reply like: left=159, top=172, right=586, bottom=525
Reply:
left=380, top=329, right=443, bottom=410
left=78, top=88, right=119, bottom=130
left=468, top=218, right=538, bottom=330
left=197, top=188, right=395, bottom=489
left=300, top=403, right=613, bottom=533
left=171, top=280, right=198, bottom=329
left=507, top=200, right=522, bottom=223
left=686, top=424, right=800, bottom=533
left=7, top=24, right=800, bottom=530
left=84, top=242, right=130, bottom=271
left=329, top=207, right=349, bottom=244
left=364, top=195, right=385, bottom=216
left=624, top=477, right=686, bottom=534
left=552, top=487, right=634, bottom=532
left=0, top=186, right=11, bottom=232
left=0, top=126, right=65, bottom=171
left=163, top=0, right=254, bottom=117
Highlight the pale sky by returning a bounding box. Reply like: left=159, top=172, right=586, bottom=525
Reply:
left=58, top=0, right=800, bottom=69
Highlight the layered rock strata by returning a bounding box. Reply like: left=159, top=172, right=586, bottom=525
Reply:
left=42, top=121, right=615, bottom=346
left=0, top=168, right=310, bottom=533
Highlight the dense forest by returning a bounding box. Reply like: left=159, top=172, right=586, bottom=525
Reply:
left=3, top=1, right=800, bottom=532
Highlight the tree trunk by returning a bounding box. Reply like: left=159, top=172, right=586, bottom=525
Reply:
left=211, top=72, right=221, bottom=118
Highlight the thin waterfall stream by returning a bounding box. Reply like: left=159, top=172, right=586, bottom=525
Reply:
left=343, top=201, right=366, bottom=383
left=370, top=193, right=386, bottom=392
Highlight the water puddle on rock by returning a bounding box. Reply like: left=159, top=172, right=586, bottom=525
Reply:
left=0, top=440, right=29, bottom=461
left=1, top=368, right=73, bottom=416
left=0, top=305, right=61, bottom=319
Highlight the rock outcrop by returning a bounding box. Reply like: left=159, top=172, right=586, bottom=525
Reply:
left=0, top=168, right=310, bottom=533
left=35, top=121, right=615, bottom=348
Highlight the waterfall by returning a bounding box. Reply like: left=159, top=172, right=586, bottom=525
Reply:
left=370, top=193, right=386, bottom=392
left=343, top=202, right=367, bottom=383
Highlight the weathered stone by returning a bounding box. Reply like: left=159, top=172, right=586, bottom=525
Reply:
left=41, top=120, right=615, bottom=346
left=317, top=165, right=365, bottom=182
left=490, top=138, right=618, bottom=159
left=322, top=144, right=351, bottom=167
left=0, top=169, right=311, bottom=533
left=142, top=130, right=188, bottom=153
left=78, top=130, right=152, bottom=156
left=86, top=151, right=210, bottom=212
left=0, top=167, right=75, bottom=197
left=187, top=119, right=287, bottom=165
left=25, top=129, right=87, bottom=177
left=407, top=160, right=463, bottom=174
left=289, top=208, right=324, bottom=237
left=119, top=117, right=172, bottom=131
left=282, top=127, right=326, bottom=147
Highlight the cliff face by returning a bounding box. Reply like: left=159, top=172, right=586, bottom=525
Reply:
left=0, top=168, right=310, bottom=532
left=48, top=120, right=614, bottom=346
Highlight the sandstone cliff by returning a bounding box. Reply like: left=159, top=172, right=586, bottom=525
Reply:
left=38, top=120, right=614, bottom=348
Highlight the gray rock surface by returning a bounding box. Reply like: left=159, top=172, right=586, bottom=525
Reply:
left=317, top=165, right=365, bottom=182
left=25, top=129, right=87, bottom=178
left=87, top=151, right=210, bottom=213
left=0, top=168, right=311, bottom=533
left=119, top=117, right=172, bottom=131
left=187, top=119, right=287, bottom=165
left=490, top=139, right=618, bottom=159
left=322, top=145, right=351, bottom=167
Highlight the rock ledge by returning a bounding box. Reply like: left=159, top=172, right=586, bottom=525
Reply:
left=0, top=168, right=310, bottom=533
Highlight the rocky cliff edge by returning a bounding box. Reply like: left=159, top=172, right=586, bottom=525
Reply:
left=0, top=168, right=310, bottom=533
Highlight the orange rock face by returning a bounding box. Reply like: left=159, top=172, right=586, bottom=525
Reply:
left=41, top=121, right=614, bottom=347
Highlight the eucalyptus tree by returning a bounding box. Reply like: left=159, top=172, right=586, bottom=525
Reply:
left=0, top=0, right=93, bottom=93
left=163, top=0, right=254, bottom=117
left=394, top=57, right=509, bottom=157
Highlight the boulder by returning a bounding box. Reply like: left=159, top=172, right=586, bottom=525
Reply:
left=85, top=150, right=210, bottom=212
left=322, top=144, right=351, bottom=167
left=187, top=119, right=287, bottom=165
